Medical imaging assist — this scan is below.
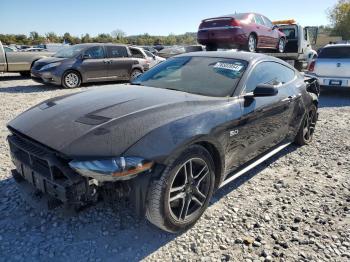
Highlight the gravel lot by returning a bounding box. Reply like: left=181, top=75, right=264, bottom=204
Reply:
left=0, top=73, right=349, bottom=262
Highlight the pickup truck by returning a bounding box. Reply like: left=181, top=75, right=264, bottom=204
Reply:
left=0, top=41, right=53, bottom=76
left=264, top=20, right=318, bottom=71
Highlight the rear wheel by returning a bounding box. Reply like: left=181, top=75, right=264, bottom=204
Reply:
left=62, top=71, right=81, bottom=88
left=245, top=34, right=257, bottom=52
left=130, top=69, right=142, bottom=81
left=294, top=104, right=318, bottom=145
left=146, top=145, right=215, bottom=233
left=205, top=44, right=218, bottom=51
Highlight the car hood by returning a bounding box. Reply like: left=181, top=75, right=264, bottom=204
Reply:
left=34, top=56, right=67, bottom=65
left=8, top=85, right=226, bottom=158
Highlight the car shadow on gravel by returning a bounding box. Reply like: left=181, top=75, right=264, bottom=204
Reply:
left=319, top=88, right=350, bottom=108
left=0, top=145, right=300, bottom=261
left=0, top=74, right=30, bottom=81
left=0, top=176, right=178, bottom=262
left=0, top=85, right=60, bottom=93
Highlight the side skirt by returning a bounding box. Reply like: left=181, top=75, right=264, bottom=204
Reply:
left=219, top=142, right=291, bottom=189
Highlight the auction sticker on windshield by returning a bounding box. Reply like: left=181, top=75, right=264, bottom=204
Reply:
left=214, top=62, right=244, bottom=71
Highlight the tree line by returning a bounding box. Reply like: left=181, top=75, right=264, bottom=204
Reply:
left=0, top=31, right=198, bottom=46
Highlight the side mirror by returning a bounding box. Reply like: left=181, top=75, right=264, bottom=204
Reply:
left=253, top=84, right=278, bottom=97
left=272, top=25, right=279, bottom=30
left=153, top=55, right=156, bottom=60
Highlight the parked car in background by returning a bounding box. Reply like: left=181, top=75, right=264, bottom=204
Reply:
left=197, top=13, right=286, bottom=53
left=143, top=49, right=166, bottom=67
left=37, top=43, right=70, bottom=52
left=158, top=45, right=204, bottom=59
left=307, top=44, right=350, bottom=89
left=0, top=41, right=53, bottom=76
left=31, top=43, right=145, bottom=88
left=129, top=46, right=152, bottom=71
left=4, top=45, right=17, bottom=52
left=141, top=46, right=158, bottom=55
left=23, top=47, right=46, bottom=52
left=8, top=51, right=319, bottom=233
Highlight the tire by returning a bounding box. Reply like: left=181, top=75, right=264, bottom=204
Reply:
left=277, top=38, right=285, bottom=53
left=20, top=71, right=30, bottom=77
left=294, top=61, right=304, bottom=71
left=205, top=44, right=218, bottom=51
left=62, top=70, right=81, bottom=88
left=146, top=145, right=216, bottom=233
left=294, top=104, right=318, bottom=146
left=245, top=34, right=257, bottom=52
left=130, top=69, right=142, bottom=81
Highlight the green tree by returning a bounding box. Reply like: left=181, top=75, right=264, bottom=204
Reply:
left=45, top=32, right=59, bottom=43
left=328, top=0, right=350, bottom=39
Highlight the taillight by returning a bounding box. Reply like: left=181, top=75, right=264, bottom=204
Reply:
left=308, top=60, right=316, bottom=72
left=231, top=19, right=240, bottom=27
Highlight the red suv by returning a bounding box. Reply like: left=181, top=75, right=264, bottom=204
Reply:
left=197, top=13, right=286, bottom=53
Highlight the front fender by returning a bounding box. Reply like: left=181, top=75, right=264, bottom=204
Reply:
left=124, top=117, right=226, bottom=166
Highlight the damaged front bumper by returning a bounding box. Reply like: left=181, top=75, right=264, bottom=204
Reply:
left=7, top=131, right=160, bottom=215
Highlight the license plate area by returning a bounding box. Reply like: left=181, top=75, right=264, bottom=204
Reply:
left=329, top=79, right=342, bottom=86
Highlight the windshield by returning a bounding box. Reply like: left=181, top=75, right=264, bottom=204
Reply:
left=133, top=56, right=248, bottom=97
left=53, top=45, right=85, bottom=58
left=318, top=46, right=350, bottom=59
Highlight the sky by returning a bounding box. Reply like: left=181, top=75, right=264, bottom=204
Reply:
left=2, top=0, right=337, bottom=37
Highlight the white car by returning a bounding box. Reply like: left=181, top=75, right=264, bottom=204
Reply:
left=307, top=44, right=350, bottom=88
left=143, top=50, right=165, bottom=67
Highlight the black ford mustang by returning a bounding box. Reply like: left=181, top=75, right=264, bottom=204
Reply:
left=7, top=51, right=319, bottom=233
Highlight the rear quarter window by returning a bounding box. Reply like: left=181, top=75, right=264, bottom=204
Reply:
left=318, top=46, right=350, bottom=59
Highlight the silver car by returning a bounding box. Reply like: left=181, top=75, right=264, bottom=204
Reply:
left=307, top=44, right=350, bottom=89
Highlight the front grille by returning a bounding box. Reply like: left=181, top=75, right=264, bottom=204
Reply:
left=8, top=131, right=87, bottom=203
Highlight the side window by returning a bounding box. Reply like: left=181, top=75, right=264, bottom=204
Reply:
left=106, top=46, right=128, bottom=58
left=84, top=46, right=105, bottom=59
left=244, top=62, right=295, bottom=93
left=254, top=15, right=266, bottom=26
left=130, top=48, right=145, bottom=59
left=144, top=50, right=154, bottom=58
left=263, top=16, right=273, bottom=28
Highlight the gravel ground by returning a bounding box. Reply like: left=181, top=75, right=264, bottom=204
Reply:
left=0, top=73, right=349, bottom=262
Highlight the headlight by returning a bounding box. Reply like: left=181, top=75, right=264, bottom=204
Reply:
left=40, top=62, right=61, bottom=71
left=69, top=157, right=154, bottom=181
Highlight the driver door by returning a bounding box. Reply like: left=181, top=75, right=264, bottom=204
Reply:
left=235, top=61, right=296, bottom=166
left=80, top=46, right=108, bottom=81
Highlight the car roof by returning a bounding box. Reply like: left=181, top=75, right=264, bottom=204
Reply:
left=176, top=50, right=279, bottom=62
left=324, top=43, right=350, bottom=48
left=175, top=51, right=296, bottom=71
left=74, top=43, right=128, bottom=47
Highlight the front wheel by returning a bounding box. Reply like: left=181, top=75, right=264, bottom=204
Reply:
left=277, top=38, right=285, bottom=53
left=62, top=71, right=81, bottom=88
left=20, top=71, right=31, bottom=77
left=146, top=145, right=215, bottom=233
left=294, top=104, right=318, bottom=145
